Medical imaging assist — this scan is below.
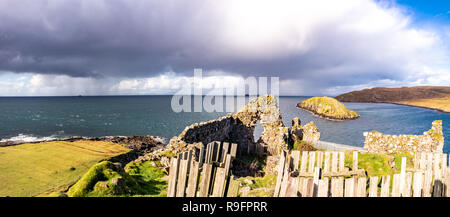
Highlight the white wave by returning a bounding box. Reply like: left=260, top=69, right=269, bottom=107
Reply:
left=0, top=134, right=60, bottom=143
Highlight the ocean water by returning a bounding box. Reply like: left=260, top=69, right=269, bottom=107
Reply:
left=0, top=96, right=448, bottom=153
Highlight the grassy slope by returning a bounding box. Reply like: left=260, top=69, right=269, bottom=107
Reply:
left=0, top=140, right=130, bottom=197
left=61, top=160, right=167, bottom=197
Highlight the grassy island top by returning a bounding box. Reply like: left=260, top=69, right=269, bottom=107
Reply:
left=297, top=96, right=360, bottom=121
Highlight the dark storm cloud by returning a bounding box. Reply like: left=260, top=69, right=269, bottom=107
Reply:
left=0, top=0, right=447, bottom=94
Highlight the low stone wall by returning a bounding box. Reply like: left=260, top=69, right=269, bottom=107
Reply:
left=363, top=120, right=444, bottom=154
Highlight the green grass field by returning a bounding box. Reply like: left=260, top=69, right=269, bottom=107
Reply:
left=0, top=140, right=130, bottom=197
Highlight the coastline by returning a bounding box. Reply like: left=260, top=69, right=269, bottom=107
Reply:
left=346, top=101, right=450, bottom=114
left=0, top=135, right=165, bottom=152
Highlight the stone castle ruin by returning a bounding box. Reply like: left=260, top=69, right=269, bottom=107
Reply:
left=363, top=120, right=444, bottom=154
left=167, top=95, right=290, bottom=159
left=144, top=95, right=320, bottom=175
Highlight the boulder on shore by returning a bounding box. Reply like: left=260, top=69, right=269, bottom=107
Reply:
left=297, top=96, right=360, bottom=121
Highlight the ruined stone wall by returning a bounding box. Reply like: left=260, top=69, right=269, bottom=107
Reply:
left=165, top=95, right=289, bottom=158
left=364, top=120, right=444, bottom=154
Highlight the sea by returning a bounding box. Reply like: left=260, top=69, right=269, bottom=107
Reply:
left=0, top=96, right=448, bottom=153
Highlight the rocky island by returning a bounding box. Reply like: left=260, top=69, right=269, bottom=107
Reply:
left=297, top=96, right=360, bottom=121
left=335, top=86, right=450, bottom=113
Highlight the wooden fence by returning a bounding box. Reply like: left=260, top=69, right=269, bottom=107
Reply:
left=274, top=150, right=450, bottom=197
left=167, top=141, right=239, bottom=197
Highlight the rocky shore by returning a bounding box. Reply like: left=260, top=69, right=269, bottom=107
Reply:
left=297, top=96, right=360, bottom=121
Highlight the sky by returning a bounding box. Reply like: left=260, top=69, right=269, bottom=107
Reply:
left=0, top=0, right=449, bottom=96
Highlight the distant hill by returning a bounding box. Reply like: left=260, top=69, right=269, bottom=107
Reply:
left=335, top=86, right=450, bottom=113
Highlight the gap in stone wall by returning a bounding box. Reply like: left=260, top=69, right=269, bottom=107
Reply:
left=253, top=120, right=263, bottom=143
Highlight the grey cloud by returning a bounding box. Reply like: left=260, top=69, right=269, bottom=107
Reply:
left=0, top=0, right=447, bottom=94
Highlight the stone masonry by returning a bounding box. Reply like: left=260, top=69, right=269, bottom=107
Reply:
left=363, top=120, right=444, bottom=154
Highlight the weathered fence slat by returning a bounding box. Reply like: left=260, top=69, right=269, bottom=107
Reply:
left=176, top=158, right=189, bottom=197
left=301, top=151, right=308, bottom=173
left=423, top=170, right=432, bottom=197
left=313, top=167, right=321, bottom=197
left=413, top=171, right=424, bottom=197
left=369, top=176, right=378, bottom=197
left=168, top=157, right=180, bottom=197
left=331, top=152, right=338, bottom=173
left=331, top=177, right=344, bottom=197
left=286, top=177, right=299, bottom=197
left=324, top=152, right=330, bottom=173
left=198, top=163, right=213, bottom=197
left=279, top=157, right=291, bottom=197
left=186, top=161, right=200, bottom=197
left=303, top=178, right=314, bottom=197
left=446, top=168, right=450, bottom=197
left=230, top=143, right=238, bottom=158
left=317, top=178, right=329, bottom=197
left=353, top=151, right=358, bottom=171
left=392, top=174, right=400, bottom=197
left=317, top=151, right=324, bottom=170
left=399, top=157, right=406, bottom=197
left=380, top=175, right=390, bottom=197
left=339, top=152, right=345, bottom=172
left=226, top=176, right=239, bottom=197
left=308, top=152, right=316, bottom=173
left=212, top=167, right=227, bottom=197
left=356, top=177, right=367, bottom=197
left=199, top=144, right=205, bottom=167
left=344, top=177, right=355, bottom=197
left=274, top=150, right=287, bottom=197
left=403, top=172, right=412, bottom=197
left=291, top=150, right=300, bottom=171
